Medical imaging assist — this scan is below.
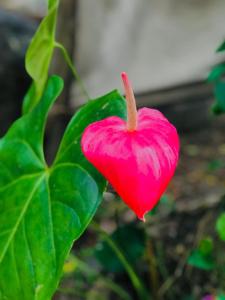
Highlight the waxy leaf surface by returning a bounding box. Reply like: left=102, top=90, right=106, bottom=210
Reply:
left=0, top=76, right=126, bottom=299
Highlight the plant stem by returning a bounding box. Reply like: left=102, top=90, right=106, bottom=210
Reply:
left=145, top=238, right=159, bottom=299
left=91, top=221, right=150, bottom=300
left=121, top=72, right=138, bottom=131
left=54, top=41, right=90, bottom=100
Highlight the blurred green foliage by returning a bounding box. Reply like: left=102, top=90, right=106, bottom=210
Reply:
left=216, top=213, right=225, bottom=241
left=208, top=38, right=225, bottom=114
left=95, top=223, right=145, bottom=273
left=187, top=237, right=215, bottom=271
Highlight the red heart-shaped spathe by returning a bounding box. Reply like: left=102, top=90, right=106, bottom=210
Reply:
left=81, top=73, right=179, bottom=220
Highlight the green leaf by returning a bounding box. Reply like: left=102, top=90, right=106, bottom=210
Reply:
left=217, top=40, right=225, bottom=52
left=207, top=64, right=225, bottom=82
left=187, top=250, right=215, bottom=271
left=211, top=102, right=224, bottom=115
left=217, top=294, right=225, bottom=300
left=187, top=237, right=215, bottom=271
left=216, top=212, right=225, bottom=241
left=212, top=81, right=225, bottom=114
left=199, top=237, right=213, bottom=256
left=25, top=2, right=58, bottom=82
left=23, top=1, right=59, bottom=114
left=22, top=82, right=37, bottom=115
left=207, top=159, right=225, bottom=171
left=0, top=76, right=126, bottom=299
left=48, top=0, right=59, bottom=10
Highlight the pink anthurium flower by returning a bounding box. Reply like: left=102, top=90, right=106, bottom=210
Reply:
left=81, top=72, right=179, bottom=220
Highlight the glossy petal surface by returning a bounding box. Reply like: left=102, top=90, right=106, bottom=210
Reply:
left=81, top=108, right=179, bottom=220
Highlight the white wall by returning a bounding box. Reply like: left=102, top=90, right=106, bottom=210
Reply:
left=0, top=0, right=46, bottom=16
left=72, top=0, right=225, bottom=103
left=1, top=0, right=225, bottom=104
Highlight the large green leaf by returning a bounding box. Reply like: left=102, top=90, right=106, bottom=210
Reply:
left=0, top=76, right=126, bottom=299
left=23, top=0, right=59, bottom=114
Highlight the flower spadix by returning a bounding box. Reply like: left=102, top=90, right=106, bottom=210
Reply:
left=81, top=72, right=179, bottom=220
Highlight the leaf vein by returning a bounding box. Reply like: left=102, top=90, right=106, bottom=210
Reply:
left=0, top=175, right=45, bottom=263
left=0, top=172, right=43, bottom=192
left=23, top=220, right=36, bottom=292
left=46, top=176, right=57, bottom=271
left=12, top=139, right=44, bottom=167
left=11, top=239, right=24, bottom=298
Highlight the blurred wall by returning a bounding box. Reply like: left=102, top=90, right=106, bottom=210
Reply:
left=72, top=0, right=225, bottom=103
left=1, top=0, right=225, bottom=106
left=0, top=0, right=46, bottom=16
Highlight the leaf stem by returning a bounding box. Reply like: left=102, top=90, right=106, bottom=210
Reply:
left=121, top=72, right=138, bottom=131
left=91, top=221, right=149, bottom=300
left=54, top=42, right=90, bottom=100
left=145, top=238, right=159, bottom=299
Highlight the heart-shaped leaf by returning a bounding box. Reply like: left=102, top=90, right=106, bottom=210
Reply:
left=0, top=75, right=126, bottom=299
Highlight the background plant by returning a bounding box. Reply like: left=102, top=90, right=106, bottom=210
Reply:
left=185, top=39, right=225, bottom=299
